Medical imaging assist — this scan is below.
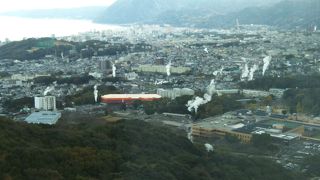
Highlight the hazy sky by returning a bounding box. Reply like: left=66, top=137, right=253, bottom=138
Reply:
left=0, top=0, right=117, bottom=13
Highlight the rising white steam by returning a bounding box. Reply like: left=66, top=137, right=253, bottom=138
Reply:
left=248, top=64, right=258, bottom=81
left=187, top=131, right=193, bottom=143
left=186, top=79, right=216, bottom=114
left=204, top=48, right=209, bottom=54
left=262, top=56, right=272, bottom=76
left=166, top=60, right=172, bottom=77
left=204, top=143, right=214, bottom=152
left=112, top=63, right=116, bottom=77
left=44, top=86, right=54, bottom=96
left=241, top=63, right=250, bottom=79
left=94, top=85, right=99, bottom=103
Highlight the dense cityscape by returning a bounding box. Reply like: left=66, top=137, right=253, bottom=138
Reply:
left=0, top=0, right=320, bottom=179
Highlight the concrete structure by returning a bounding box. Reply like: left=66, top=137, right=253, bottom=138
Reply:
left=253, top=129, right=300, bottom=141
left=242, top=89, right=271, bottom=98
left=157, top=88, right=195, bottom=99
left=34, top=96, right=56, bottom=111
left=241, top=89, right=286, bottom=98
left=216, top=89, right=240, bottom=96
left=11, top=74, right=50, bottom=81
left=25, top=111, right=61, bottom=125
left=101, top=94, right=161, bottom=104
left=133, top=65, right=191, bottom=74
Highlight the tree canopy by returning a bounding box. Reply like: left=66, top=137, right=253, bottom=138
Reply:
left=0, top=116, right=304, bottom=179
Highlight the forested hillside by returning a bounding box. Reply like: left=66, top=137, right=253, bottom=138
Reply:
left=0, top=117, right=303, bottom=179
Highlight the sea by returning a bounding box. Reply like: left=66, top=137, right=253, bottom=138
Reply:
left=0, top=16, right=123, bottom=41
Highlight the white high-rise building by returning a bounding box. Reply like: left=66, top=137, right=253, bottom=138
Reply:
left=34, top=96, right=57, bottom=111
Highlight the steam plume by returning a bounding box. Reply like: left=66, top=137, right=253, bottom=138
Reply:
left=204, top=48, right=209, bottom=54
left=241, top=63, right=250, bottom=79
left=204, top=143, right=214, bottom=152
left=262, top=56, right=272, bottom=76
left=44, top=86, right=54, bottom=96
left=166, top=60, right=172, bottom=77
left=112, top=63, right=116, bottom=77
left=94, top=85, right=99, bottom=103
left=248, top=64, right=258, bottom=81
left=187, top=131, right=193, bottom=143
left=186, top=79, right=216, bottom=114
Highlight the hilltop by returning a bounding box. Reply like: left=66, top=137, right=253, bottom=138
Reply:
left=0, top=38, right=73, bottom=60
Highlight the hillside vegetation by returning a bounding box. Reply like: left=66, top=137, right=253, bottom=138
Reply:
left=0, top=38, right=150, bottom=60
left=0, top=117, right=303, bottom=179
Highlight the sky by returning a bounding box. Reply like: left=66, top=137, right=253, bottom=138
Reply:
left=0, top=0, right=117, bottom=13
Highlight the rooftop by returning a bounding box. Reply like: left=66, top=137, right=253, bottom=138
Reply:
left=25, top=111, right=61, bottom=125
left=195, top=113, right=244, bottom=131
left=253, top=129, right=300, bottom=140
left=101, top=94, right=162, bottom=99
left=258, top=120, right=302, bottom=129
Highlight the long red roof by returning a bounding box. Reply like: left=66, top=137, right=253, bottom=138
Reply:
left=101, top=94, right=162, bottom=103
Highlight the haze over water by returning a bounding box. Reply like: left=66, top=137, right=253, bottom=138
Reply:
left=0, top=16, right=123, bottom=41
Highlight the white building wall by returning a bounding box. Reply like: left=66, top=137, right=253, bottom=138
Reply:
left=157, top=88, right=195, bottom=99
left=34, top=96, right=56, bottom=111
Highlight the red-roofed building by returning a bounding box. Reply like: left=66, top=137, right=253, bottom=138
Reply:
left=101, top=94, right=162, bottom=104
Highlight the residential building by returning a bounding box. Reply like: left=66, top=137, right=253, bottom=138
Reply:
left=34, top=96, right=57, bottom=111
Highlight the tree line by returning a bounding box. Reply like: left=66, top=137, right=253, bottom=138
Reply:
left=239, top=75, right=320, bottom=90
left=142, top=94, right=244, bottom=120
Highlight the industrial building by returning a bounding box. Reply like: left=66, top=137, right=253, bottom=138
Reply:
left=157, top=88, right=195, bottom=99
left=101, top=94, right=161, bottom=104
left=192, top=113, right=253, bottom=143
left=25, top=111, right=61, bottom=125
left=133, top=65, right=191, bottom=74
left=215, top=89, right=240, bottom=96
left=34, top=96, right=56, bottom=111
left=241, top=89, right=286, bottom=98
left=242, top=89, right=271, bottom=98
left=192, top=111, right=304, bottom=143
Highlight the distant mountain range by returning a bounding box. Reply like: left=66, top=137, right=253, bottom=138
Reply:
left=2, top=0, right=319, bottom=29
left=96, top=0, right=319, bottom=29
left=198, top=0, right=320, bottom=29
left=95, top=0, right=282, bottom=24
